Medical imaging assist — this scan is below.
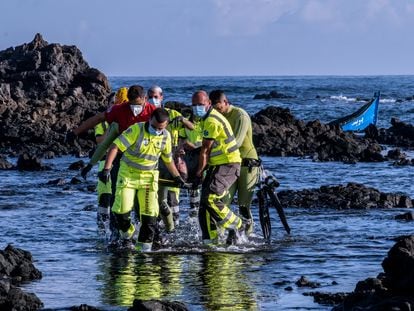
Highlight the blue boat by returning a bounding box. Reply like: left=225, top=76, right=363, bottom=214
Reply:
left=329, top=92, right=380, bottom=132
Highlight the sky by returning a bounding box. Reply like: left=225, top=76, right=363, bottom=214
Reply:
left=1, top=0, right=414, bottom=76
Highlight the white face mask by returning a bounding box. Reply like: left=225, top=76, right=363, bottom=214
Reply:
left=130, top=104, right=143, bottom=116
left=148, top=98, right=162, bottom=107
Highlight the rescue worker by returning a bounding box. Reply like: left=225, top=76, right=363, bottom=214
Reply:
left=94, top=87, right=128, bottom=229
left=209, top=90, right=260, bottom=236
left=100, top=108, right=186, bottom=251
left=147, top=85, right=194, bottom=231
left=76, top=85, right=156, bottom=205
left=178, top=108, right=204, bottom=217
left=192, top=90, right=245, bottom=246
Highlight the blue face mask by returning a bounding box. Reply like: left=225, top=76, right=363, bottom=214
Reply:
left=193, top=105, right=207, bottom=118
left=148, top=124, right=163, bottom=136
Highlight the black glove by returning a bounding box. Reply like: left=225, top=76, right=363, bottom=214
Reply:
left=98, top=169, right=111, bottom=184
left=173, top=175, right=186, bottom=188
left=80, top=164, right=93, bottom=180
left=64, top=130, right=77, bottom=144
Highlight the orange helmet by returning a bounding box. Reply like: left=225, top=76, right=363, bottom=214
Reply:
left=114, top=87, right=128, bottom=105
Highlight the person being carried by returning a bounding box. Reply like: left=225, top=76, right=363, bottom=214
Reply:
left=209, top=90, right=260, bottom=236
left=177, top=107, right=204, bottom=218
left=147, top=85, right=194, bottom=232
left=100, top=108, right=186, bottom=251
left=192, top=90, right=245, bottom=246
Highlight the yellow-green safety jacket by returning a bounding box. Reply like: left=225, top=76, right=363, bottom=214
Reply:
left=202, top=108, right=241, bottom=166
left=113, top=122, right=173, bottom=171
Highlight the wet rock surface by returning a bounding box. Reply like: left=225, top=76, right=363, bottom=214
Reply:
left=368, top=118, right=414, bottom=148
left=253, top=90, right=294, bottom=99
left=128, top=299, right=189, bottom=311
left=278, top=182, right=414, bottom=209
left=327, top=235, right=414, bottom=310
left=1, top=34, right=412, bottom=165
left=251, top=107, right=385, bottom=162
left=0, top=33, right=111, bottom=157
left=0, top=244, right=43, bottom=311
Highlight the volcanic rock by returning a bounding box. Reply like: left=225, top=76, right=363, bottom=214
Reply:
left=278, top=183, right=413, bottom=209
left=0, top=244, right=43, bottom=311
left=331, top=235, right=414, bottom=310
left=128, top=299, right=189, bottom=311
left=367, top=118, right=414, bottom=148
left=251, top=107, right=384, bottom=162
left=0, top=33, right=112, bottom=156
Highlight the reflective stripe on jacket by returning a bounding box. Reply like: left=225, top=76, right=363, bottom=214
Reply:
left=114, top=122, right=172, bottom=171
left=202, top=109, right=241, bottom=166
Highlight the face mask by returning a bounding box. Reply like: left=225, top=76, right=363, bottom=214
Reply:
left=130, top=104, right=143, bottom=116
left=149, top=124, right=163, bottom=136
left=193, top=105, right=207, bottom=118
left=148, top=98, right=162, bottom=107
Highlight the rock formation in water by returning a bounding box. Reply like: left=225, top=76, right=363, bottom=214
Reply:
left=0, top=244, right=43, bottom=311
left=278, top=182, right=413, bottom=209
left=329, top=235, right=414, bottom=310
left=366, top=118, right=414, bottom=148
left=0, top=33, right=112, bottom=157
left=251, top=106, right=385, bottom=162
left=1, top=35, right=412, bottom=165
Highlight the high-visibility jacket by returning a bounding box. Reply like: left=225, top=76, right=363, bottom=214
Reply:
left=113, top=122, right=173, bottom=172
left=179, top=119, right=203, bottom=148
left=222, top=105, right=258, bottom=160
left=166, top=108, right=183, bottom=148
left=202, top=108, right=241, bottom=166
left=94, top=121, right=108, bottom=137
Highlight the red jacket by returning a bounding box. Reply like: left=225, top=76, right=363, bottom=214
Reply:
left=105, top=102, right=156, bottom=133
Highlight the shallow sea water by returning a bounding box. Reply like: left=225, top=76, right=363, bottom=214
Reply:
left=1, top=76, right=414, bottom=310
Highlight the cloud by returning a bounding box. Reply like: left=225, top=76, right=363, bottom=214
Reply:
left=301, top=0, right=336, bottom=23
left=212, top=0, right=300, bottom=36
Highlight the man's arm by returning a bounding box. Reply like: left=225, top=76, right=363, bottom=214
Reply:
left=73, top=112, right=106, bottom=136
left=88, top=123, right=120, bottom=166
left=104, top=144, right=119, bottom=170
left=196, top=138, right=214, bottom=177
left=96, top=143, right=120, bottom=184
left=232, top=113, right=249, bottom=149
left=164, top=160, right=180, bottom=178
left=181, top=117, right=195, bottom=130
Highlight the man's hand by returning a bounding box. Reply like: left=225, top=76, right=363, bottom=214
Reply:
left=98, top=169, right=111, bottom=184
left=173, top=175, right=186, bottom=188
left=80, top=164, right=93, bottom=180
left=64, top=130, right=77, bottom=144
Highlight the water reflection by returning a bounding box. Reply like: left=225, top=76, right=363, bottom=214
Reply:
left=98, top=252, right=183, bottom=306
left=97, top=250, right=259, bottom=310
left=199, top=252, right=258, bottom=311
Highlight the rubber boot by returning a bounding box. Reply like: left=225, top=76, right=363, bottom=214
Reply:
left=239, top=205, right=254, bottom=236
left=159, top=199, right=174, bottom=232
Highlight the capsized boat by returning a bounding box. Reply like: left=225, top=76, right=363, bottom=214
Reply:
left=329, top=92, right=380, bottom=132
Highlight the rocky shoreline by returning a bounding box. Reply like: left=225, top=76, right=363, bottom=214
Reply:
left=1, top=34, right=413, bottom=163
left=306, top=235, right=414, bottom=310
left=1, top=35, right=414, bottom=311
left=0, top=245, right=43, bottom=311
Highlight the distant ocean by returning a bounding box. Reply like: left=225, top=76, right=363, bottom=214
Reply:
left=110, top=75, right=414, bottom=129
left=1, top=76, right=413, bottom=311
